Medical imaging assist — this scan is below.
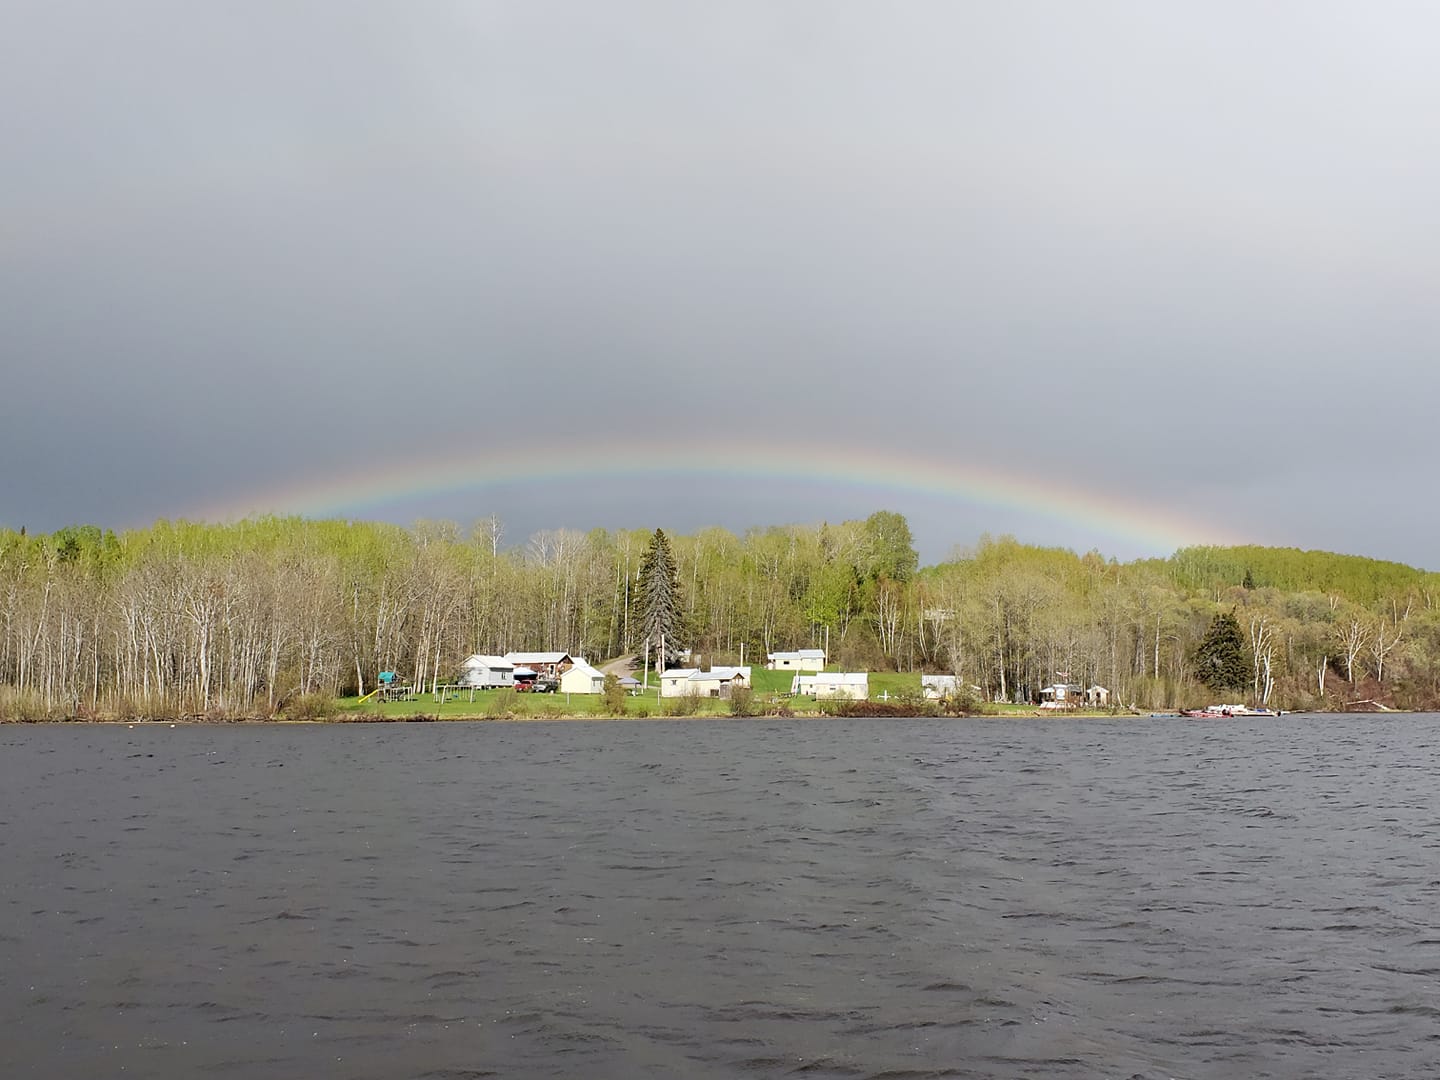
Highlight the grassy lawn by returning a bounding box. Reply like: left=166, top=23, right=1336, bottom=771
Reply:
left=749, top=667, right=801, bottom=695
left=337, top=673, right=843, bottom=720
left=751, top=667, right=922, bottom=697
left=331, top=669, right=1119, bottom=721
left=337, top=667, right=906, bottom=720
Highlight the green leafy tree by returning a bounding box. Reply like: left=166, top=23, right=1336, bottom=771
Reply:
left=637, top=528, right=683, bottom=669
left=1194, top=610, right=1251, bottom=693
left=727, top=684, right=755, bottom=717
left=859, top=511, right=918, bottom=583
left=602, top=671, right=626, bottom=715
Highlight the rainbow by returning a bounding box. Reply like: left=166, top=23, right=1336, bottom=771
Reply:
left=189, top=437, right=1255, bottom=555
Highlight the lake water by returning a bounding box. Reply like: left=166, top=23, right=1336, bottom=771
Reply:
left=2, top=715, right=1438, bottom=1079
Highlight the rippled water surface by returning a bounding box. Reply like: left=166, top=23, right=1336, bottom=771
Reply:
left=3, top=715, right=1439, bottom=1079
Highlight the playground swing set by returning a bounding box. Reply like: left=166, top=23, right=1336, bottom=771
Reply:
left=357, top=670, right=416, bottom=704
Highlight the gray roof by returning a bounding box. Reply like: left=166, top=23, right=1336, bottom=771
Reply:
left=688, top=666, right=750, bottom=682
left=661, top=667, right=749, bottom=682
left=462, top=654, right=513, bottom=669
left=504, top=651, right=572, bottom=665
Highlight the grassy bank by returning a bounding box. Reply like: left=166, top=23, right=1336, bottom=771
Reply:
left=329, top=669, right=1124, bottom=722
left=0, top=670, right=1147, bottom=723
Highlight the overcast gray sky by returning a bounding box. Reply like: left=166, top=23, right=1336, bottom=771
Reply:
left=3, top=1, right=1437, bottom=565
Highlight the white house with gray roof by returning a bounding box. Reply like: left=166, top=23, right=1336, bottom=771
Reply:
left=458, top=654, right=515, bottom=689
left=765, top=649, right=826, bottom=671
left=660, top=666, right=752, bottom=699
left=792, top=673, right=868, bottom=700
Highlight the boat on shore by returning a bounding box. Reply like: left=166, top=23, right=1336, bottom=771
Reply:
left=1181, top=704, right=1281, bottom=719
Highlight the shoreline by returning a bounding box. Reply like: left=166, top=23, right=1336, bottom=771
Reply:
left=0, top=708, right=1401, bottom=726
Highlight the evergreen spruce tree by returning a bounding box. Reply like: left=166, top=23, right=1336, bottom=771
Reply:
left=1193, top=610, right=1250, bottom=693
left=637, top=528, right=683, bottom=670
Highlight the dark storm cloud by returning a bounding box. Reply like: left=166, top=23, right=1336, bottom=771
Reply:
left=3, top=2, right=1438, bottom=563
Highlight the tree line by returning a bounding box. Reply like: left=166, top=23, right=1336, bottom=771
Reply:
left=1, top=512, right=1438, bottom=719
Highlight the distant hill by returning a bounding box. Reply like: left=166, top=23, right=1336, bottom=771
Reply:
left=1160, top=545, right=1436, bottom=606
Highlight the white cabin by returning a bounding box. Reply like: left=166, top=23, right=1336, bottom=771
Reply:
left=792, top=673, right=868, bottom=700
left=765, top=649, right=826, bottom=672
left=660, top=666, right=752, bottom=699
left=459, top=654, right=514, bottom=689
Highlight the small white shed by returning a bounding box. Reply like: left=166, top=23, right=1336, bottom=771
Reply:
left=558, top=660, right=606, bottom=695
left=921, top=674, right=959, bottom=700
left=659, top=668, right=699, bottom=697
left=921, top=675, right=982, bottom=700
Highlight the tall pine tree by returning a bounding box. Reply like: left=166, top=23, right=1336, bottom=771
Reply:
left=1193, top=610, right=1250, bottom=694
left=637, top=528, right=683, bottom=669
